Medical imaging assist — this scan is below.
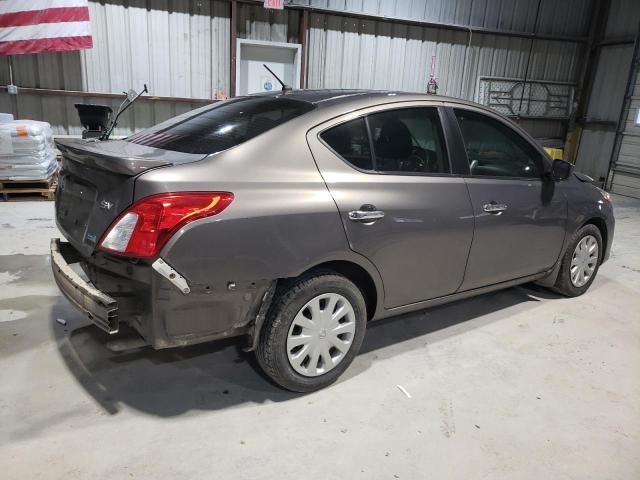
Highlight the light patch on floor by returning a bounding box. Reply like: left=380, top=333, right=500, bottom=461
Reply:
left=0, top=270, right=20, bottom=285
left=0, top=202, right=60, bottom=256
left=0, top=310, right=27, bottom=322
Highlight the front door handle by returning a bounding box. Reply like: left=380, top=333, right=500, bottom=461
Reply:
left=483, top=202, right=508, bottom=214
left=348, top=206, right=385, bottom=223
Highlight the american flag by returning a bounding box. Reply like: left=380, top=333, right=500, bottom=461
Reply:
left=0, top=0, right=92, bottom=55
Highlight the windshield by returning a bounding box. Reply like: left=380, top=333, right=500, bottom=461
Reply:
left=126, top=96, right=315, bottom=154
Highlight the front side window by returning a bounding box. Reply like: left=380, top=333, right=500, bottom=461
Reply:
left=127, top=97, right=315, bottom=154
left=454, top=109, right=546, bottom=178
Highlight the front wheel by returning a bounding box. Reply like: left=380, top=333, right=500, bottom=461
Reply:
left=255, top=273, right=367, bottom=392
left=553, top=224, right=603, bottom=297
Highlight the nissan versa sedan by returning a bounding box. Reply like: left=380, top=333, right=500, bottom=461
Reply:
left=51, top=90, right=614, bottom=392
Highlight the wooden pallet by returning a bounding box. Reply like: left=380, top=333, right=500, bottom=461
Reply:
left=0, top=174, right=57, bottom=201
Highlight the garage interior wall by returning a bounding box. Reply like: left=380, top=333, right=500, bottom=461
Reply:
left=573, top=0, right=640, bottom=186
left=0, top=0, right=591, bottom=139
left=607, top=54, right=640, bottom=198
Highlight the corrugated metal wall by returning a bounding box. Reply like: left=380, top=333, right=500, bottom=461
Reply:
left=574, top=44, right=634, bottom=181
left=238, top=2, right=300, bottom=42
left=0, top=0, right=232, bottom=136
left=609, top=69, right=640, bottom=197
left=609, top=44, right=640, bottom=198
left=306, top=14, right=581, bottom=95
left=305, top=6, right=585, bottom=139
left=574, top=0, right=640, bottom=183
left=291, top=0, right=592, bottom=37
left=0, top=0, right=591, bottom=138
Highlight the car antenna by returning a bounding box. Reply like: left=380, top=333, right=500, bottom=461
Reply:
left=101, top=84, right=148, bottom=140
left=263, top=64, right=291, bottom=92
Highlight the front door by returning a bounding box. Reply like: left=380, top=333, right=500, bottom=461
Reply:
left=450, top=108, right=568, bottom=290
left=308, top=104, right=475, bottom=309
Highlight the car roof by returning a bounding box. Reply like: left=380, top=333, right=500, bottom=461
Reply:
left=250, top=89, right=480, bottom=109
left=246, top=89, right=541, bottom=152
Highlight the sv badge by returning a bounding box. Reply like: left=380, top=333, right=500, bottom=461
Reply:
left=99, top=199, right=114, bottom=211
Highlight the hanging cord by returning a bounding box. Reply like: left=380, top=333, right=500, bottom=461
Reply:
left=518, top=0, right=543, bottom=117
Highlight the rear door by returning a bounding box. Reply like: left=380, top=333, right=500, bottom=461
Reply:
left=446, top=107, right=567, bottom=290
left=307, top=103, right=475, bottom=309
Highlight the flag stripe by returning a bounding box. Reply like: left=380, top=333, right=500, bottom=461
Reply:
left=0, top=35, right=92, bottom=55
left=0, top=7, right=90, bottom=27
left=0, top=21, right=90, bottom=42
left=0, top=0, right=88, bottom=15
left=0, top=1, right=92, bottom=55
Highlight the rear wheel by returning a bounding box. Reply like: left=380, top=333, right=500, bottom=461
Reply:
left=256, top=273, right=367, bottom=392
left=553, top=224, right=603, bottom=297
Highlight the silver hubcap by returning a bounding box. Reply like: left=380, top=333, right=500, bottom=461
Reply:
left=286, top=293, right=356, bottom=377
left=570, top=235, right=599, bottom=287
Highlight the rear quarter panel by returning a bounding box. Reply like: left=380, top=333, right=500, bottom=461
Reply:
left=134, top=122, right=385, bottom=340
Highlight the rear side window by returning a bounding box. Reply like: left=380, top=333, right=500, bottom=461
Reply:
left=321, top=107, right=449, bottom=174
left=454, top=109, right=545, bottom=178
left=127, top=97, right=315, bottom=154
left=321, top=117, right=373, bottom=170
left=368, top=108, right=448, bottom=174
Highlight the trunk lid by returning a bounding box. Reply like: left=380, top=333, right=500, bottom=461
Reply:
left=55, top=138, right=206, bottom=257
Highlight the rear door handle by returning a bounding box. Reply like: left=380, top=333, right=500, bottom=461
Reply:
left=348, top=207, right=385, bottom=223
left=483, top=202, right=508, bottom=214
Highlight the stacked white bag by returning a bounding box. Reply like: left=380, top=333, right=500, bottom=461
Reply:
left=0, top=120, right=58, bottom=181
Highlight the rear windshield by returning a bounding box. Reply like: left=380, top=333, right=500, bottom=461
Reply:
left=126, top=96, right=315, bottom=154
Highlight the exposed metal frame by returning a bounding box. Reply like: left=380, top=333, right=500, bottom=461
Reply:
left=518, top=0, right=543, bottom=113
left=575, top=0, right=612, bottom=125
left=299, top=9, right=309, bottom=88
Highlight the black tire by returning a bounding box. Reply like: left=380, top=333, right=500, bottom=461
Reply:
left=255, top=272, right=367, bottom=392
left=553, top=224, right=603, bottom=297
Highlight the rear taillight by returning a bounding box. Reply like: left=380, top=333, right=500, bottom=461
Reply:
left=98, top=192, right=234, bottom=258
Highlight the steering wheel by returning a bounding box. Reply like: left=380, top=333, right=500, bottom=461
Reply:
left=397, top=149, right=426, bottom=172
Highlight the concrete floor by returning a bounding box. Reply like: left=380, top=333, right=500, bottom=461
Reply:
left=0, top=196, right=639, bottom=480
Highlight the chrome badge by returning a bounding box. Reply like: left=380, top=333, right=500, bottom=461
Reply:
left=99, top=200, right=114, bottom=211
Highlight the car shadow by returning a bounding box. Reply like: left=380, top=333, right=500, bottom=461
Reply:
left=51, top=284, right=562, bottom=417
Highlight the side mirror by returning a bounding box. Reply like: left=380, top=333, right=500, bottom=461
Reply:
left=551, top=159, right=572, bottom=181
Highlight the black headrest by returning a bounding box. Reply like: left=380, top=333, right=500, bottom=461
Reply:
left=375, top=119, right=412, bottom=159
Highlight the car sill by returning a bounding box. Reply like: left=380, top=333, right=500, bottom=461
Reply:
left=377, top=270, right=549, bottom=320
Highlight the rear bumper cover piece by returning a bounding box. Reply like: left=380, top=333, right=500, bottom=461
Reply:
left=50, top=238, right=119, bottom=333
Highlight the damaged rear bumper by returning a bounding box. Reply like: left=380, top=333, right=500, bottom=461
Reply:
left=50, top=238, right=273, bottom=350
left=50, top=238, right=119, bottom=333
